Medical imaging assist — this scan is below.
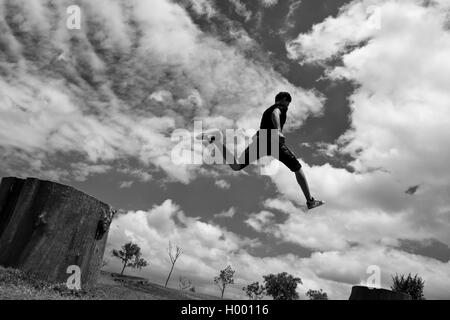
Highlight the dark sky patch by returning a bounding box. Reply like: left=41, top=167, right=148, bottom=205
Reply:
left=397, top=238, right=450, bottom=263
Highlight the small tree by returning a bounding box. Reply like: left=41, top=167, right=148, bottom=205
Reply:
left=306, top=289, right=328, bottom=300
left=164, top=241, right=182, bottom=287
left=214, top=265, right=235, bottom=298
left=112, top=242, right=148, bottom=276
left=263, top=272, right=302, bottom=300
left=391, top=273, right=425, bottom=300
left=134, top=257, right=148, bottom=271
left=243, top=281, right=266, bottom=300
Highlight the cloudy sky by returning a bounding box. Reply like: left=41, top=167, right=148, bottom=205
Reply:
left=1, top=0, right=450, bottom=299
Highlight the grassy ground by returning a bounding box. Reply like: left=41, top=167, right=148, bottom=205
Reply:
left=0, top=267, right=222, bottom=300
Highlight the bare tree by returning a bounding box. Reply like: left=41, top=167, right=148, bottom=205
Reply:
left=164, top=241, right=183, bottom=287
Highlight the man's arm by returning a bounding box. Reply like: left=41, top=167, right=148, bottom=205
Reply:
left=271, top=108, right=285, bottom=139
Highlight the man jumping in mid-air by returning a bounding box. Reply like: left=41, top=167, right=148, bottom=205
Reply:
left=199, top=92, right=324, bottom=210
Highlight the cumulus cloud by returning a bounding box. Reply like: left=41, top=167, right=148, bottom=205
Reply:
left=71, top=163, right=112, bottom=182
left=214, top=179, right=231, bottom=189
left=263, top=197, right=298, bottom=214
left=286, top=0, right=383, bottom=62
left=283, top=0, right=450, bottom=239
left=119, top=181, right=134, bottom=188
left=117, top=168, right=153, bottom=182
left=245, top=210, right=276, bottom=233
left=181, top=0, right=217, bottom=18
left=228, top=0, right=252, bottom=21
left=0, top=0, right=323, bottom=184
left=259, top=0, right=279, bottom=8
left=214, top=207, right=236, bottom=219
left=279, top=0, right=302, bottom=37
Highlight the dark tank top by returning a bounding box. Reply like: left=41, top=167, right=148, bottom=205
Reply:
left=259, top=104, right=287, bottom=131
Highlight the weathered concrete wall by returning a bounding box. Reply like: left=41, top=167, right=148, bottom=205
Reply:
left=0, top=177, right=115, bottom=288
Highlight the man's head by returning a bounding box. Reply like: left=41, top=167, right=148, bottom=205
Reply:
left=275, top=92, right=292, bottom=109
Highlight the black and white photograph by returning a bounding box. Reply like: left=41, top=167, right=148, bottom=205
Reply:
left=0, top=0, right=449, bottom=309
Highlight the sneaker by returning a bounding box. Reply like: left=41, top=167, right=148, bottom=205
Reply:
left=307, top=197, right=325, bottom=210
left=195, top=129, right=223, bottom=144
